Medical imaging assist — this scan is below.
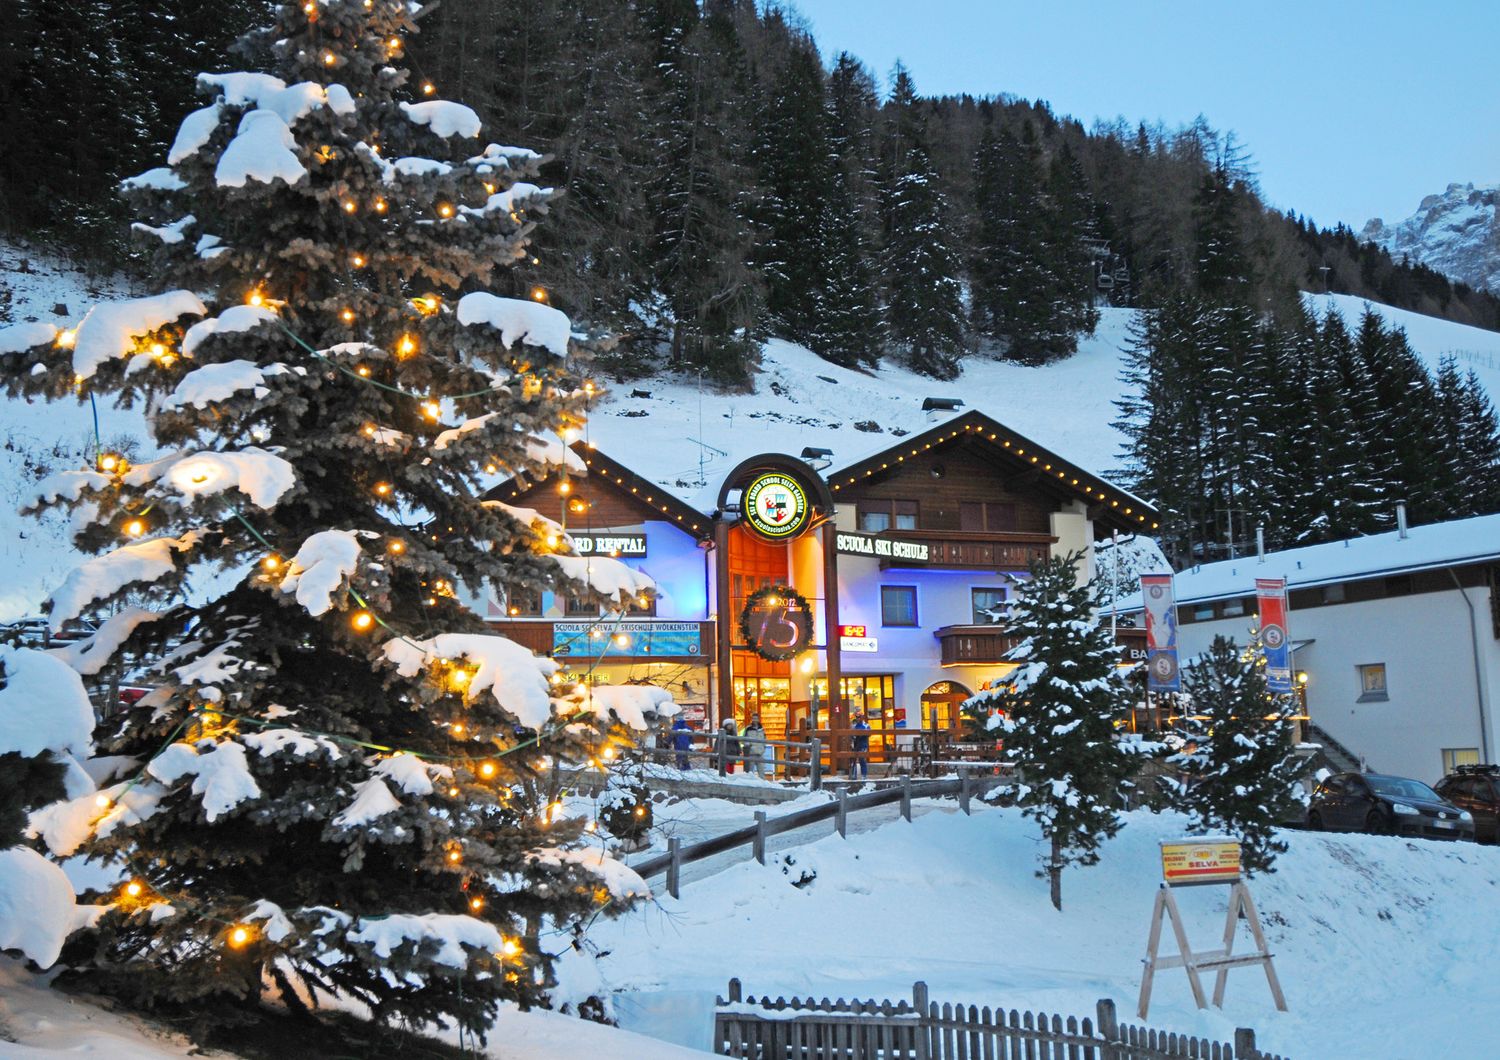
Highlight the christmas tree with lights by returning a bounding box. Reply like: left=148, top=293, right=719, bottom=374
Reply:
left=0, top=0, right=666, bottom=1039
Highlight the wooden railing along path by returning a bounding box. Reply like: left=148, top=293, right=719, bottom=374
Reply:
left=630, top=773, right=1007, bottom=897
left=714, top=980, right=1288, bottom=1060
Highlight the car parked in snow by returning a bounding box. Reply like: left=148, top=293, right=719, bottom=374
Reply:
left=1433, top=765, right=1500, bottom=844
left=1307, top=772, right=1473, bottom=840
left=1, top=617, right=97, bottom=648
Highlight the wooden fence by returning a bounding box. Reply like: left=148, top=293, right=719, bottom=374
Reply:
left=630, top=774, right=1009, bottom=897
left=713, top=981, right=1288, bottom=1060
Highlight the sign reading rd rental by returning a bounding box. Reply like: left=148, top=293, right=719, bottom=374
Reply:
left=1159, top=839, right=1242, bottom=885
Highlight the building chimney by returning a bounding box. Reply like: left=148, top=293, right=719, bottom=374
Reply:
left=1396, top=500, right=1408, bottom=539
left=1256, top=525, right=1265, bottom=562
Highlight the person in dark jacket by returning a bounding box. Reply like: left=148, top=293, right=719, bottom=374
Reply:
left=671, top=716, right=694, bottom=770
left=851, top=712, right=870, bottom=779
left=718, top=717, right=740, bottom=774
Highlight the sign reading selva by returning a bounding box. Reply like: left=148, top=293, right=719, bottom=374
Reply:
left=834, top=531, right=930, bottom=562
left=1159, top=839, right=1241, bottom=885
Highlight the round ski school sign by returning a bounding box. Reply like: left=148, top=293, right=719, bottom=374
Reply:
left=743, top=472, right=810, bottom=541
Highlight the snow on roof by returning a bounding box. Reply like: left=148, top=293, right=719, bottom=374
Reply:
left=1115, top=511, right=1500, bottom=610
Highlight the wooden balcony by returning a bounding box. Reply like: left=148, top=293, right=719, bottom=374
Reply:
left=934, top=624, right=1024, bottom=665
left=880, top=530, right=1053, bottom=570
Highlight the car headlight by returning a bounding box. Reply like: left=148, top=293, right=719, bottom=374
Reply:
left=1392, top=802, right=1419, bottom=815
left=1460, top=811, right=1473, bottom=822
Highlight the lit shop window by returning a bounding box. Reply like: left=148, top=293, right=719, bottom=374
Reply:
left=1356, top=662, right=1388, bottom=702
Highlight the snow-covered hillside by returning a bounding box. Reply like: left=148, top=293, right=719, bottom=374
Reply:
left=1363, top=183, right=1500, bottom=294
left=596, top=802, right=1500, bottom=1060
left=5, top=241, right=1500, bottom=622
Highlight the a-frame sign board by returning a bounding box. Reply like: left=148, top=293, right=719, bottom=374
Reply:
left=1137, top=838, right=1288, bottom=1020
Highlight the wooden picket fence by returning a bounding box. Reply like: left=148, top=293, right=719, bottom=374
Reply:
left=713, top=980, right=1287, bottom=1060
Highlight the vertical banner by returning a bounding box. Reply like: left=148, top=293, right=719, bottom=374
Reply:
left=1256, top=577, right=1292, bottom=693
left=1140, top=574, right=1180, bottom=691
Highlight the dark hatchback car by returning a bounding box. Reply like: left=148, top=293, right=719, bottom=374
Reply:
left=1434, top=766, right=1500, bottom=844
left=1308, top=772, right=1474, bottom=840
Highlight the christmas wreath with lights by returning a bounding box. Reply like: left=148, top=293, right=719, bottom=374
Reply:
left=739, top=583, right=814, bottom=661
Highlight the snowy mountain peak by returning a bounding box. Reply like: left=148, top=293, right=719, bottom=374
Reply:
left=1363, top=182, right=1500, bottom=293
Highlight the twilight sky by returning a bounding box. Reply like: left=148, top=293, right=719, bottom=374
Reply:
left=791, top=0, right=1499, bottom=231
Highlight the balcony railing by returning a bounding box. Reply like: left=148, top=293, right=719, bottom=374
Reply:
left=880, top=530, right=1053, bottom=570
left=934, top=624, right=1024, bottom=665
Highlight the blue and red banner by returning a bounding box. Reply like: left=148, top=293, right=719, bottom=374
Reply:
left=1256, top=577, right=1292, bottom=693
left=1140, top=574, right=1180, bottom=691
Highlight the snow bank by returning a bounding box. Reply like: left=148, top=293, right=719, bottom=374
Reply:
left=0, top=847, right=77, bottom=967
left=382, top=633, right=557, bottom=730
left=72, top=291, right=207, bottom=381
left=348, top=913, right=503, bottom=968
left=456, top=292, right=572, bottom=358
left=399, top=100, right=482, bottom=139
left=278, top=529, right=362, bottom=617
left=0, top=645, right=95, bottom=758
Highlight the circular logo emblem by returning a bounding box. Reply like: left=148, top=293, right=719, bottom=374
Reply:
left=1262, top=624, right=1286, bottom=650
left=1150, top=653, right=1178, bottom=683
left=743, top=472, right=810, bottom=541
left=1148, top=585, right=1165, bottom=600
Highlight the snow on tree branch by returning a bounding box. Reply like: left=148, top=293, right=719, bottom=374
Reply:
left=47, top=535, right=196, bottom=628
left=277, top=529, right=364, bottom=617
left=381, top=633, right=557, bottom=730
left=456, top=292, right=573, bottom=358
left=0, top=646, right=95, bottom=760
left=71, top=291, right=207, bottom=380
left=47, top=607, right=167, bottom=677
left=398, top=100, right=483, bottom=139
left=161, top=360, right=297, bottom=411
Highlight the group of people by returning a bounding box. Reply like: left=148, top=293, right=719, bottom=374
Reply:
left=667, top=711, right=872, bottom=778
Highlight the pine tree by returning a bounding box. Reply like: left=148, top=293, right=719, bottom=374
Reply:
left=0, top=646, right=94, bottom=849
left=883, top=145, right=967, bottom=379
left=1167, top=634, right=1304, bottom=874
left=962, top=552, right=1136, bottom=910
left=808, top=164, right=881, bottom=368
left=2, top=1, right=658, bottom=1035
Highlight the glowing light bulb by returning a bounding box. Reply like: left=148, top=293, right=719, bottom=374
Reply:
left=98, top=453, right=120, bottom=472
left=340, top=308, right=355, bottom=324
left=374, top=199, right=387, bottom=213
left=342, top=200, right=357, bottom=214
left=262, top=555, right=281, bottom=572
left=396, top=334, right=417, bottom=358
left=388, top=36, right=401, bottom=49
left=149, top=342, right=167, bottom=360
left=351, top=254, right=366, bottom=268
left=482, top=182, right=496, bottom=194
left=95, top=793, right=112, bottom=809
left=422, top=82, right=435, bottom=95
left=323, top=51, right=337, bottom=66
left=422, top=400, right=441, bottom=420
left=437, top=203, right=454, bottom=218
left=388, top=539, right=405, bottom=554
left=448, top=786, right=460, bottom=797
left=451, top=722, right=465, bottom=736
left=530, top=287, right=548, bottom=303
left=558, top=480, right=572, bottom=495
left=469, top=896, right=484, bottom=911
left=124, top=519, right=145, bottom=537
left=448, top=849, right=462, bottom=863
left=247, top=290, right=265, bottom=307
left=125, top=880, right=144, bottom=898
left=479, top=761, right=497, bottom=778
left=55, top=328, right=77, bottom=348
left=351, top=610, right=375, bottom=632
left=356, top=365, right=371, bottom=376
left=373, top=481, right=392, bottom=496
left=229, top=926, right=251, bottom=948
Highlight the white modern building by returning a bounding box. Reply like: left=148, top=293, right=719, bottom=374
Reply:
left=1120, top=511, right=1500, bottom=784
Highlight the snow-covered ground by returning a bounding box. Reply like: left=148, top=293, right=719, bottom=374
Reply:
left=594, top=800, right=1500, bottom=1059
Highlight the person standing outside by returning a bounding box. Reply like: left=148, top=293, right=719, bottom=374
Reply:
left=742, top=714, right=766, bottom=777
left=671, top=716, right=694, bottom=770
left=718, top=716, right=740, bottom=774
left=851, top=712, right=870, bottom=779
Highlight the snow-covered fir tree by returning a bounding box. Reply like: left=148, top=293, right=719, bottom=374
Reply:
left=963, top=552, right=1136, bottom=910
left=1167, top=633, right=1304, bottom=874
left=883, top=145, right=967, bottom=379
left=0, top=0, right=669, bottom=1038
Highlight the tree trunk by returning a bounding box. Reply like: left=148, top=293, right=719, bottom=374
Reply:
left=1049, top=832, right=1063, bottom=911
